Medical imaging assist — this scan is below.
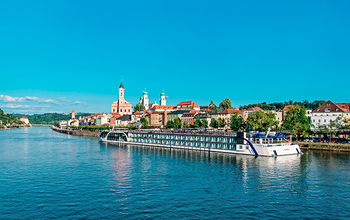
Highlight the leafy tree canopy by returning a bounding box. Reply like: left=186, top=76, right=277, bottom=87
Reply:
left=209, top=101, right=217, bottom=110
left=282, top=105, right=310, bottom=138
left=246, top=110, right=278, bottom=132
left=239, top=100, right=325, bottom=111
left=201, top=119, right=208, bottom=128
left=210, top=118, right=218, bottom=128
left=134, top=103, right=145, bottom=112
left=219, top=98, right=232, bottom=110
left=230, top=113, right=244, bottom=131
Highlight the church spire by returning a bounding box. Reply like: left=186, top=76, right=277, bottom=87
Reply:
left=119, top=80, right=124, bottom=89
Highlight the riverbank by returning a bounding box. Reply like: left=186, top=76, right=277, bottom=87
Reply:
left=51, top=127, right=350, bottom=153
left=51, top=126, right=99, bottom=137
left=297, top=141, right=350, bottom=152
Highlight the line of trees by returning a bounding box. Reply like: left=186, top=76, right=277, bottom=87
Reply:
left=14, top=112, right=92, bottom=125
left=0, top=108, right=22, bottom=127
left=239, top=100, right=325, bottom=111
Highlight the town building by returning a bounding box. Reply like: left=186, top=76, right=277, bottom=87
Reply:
left=145, top=111, right=168, bottom=128
left=311, top=100, right=350, bottom=130
left=68, top=109, right=79, bottom=127
left=167, top=110, right=189, bottom=122
left=111, top=81, right=133, bottom=115
left=151, top=105, right=174, bottom=112
left=139, top=91, right=149, bottom=110
left=181, top=110, right=198, bottom=125
left=160, top=92, right=166, bottom=106
left=96, top=113, right=113, bottom=126
left=20, top=116, right=30, bottom=125
left=200, top=106, right=211, bottom=113
left=195, top=112, right=212, bottom=126
left=241, top=106, right=264, bottom=120
left=217, top=108, right=242, bottom=126
left=272, top=110, right=283, bottom=126
left=176, top=101, right=200, bottom=111
left=113, top=115, right=134, bottom=126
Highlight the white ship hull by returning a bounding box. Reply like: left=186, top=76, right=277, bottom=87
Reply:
left=98, top=131, right=302, bottom=157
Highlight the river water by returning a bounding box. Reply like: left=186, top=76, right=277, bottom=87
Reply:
left=0, top=127, right=349, bottom=219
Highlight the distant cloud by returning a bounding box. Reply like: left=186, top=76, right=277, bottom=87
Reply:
left=0, top=94, right=85, bottom=114
left=0, top=95, right=57, bottom=104
left=0, top=104, right=31, bottom=109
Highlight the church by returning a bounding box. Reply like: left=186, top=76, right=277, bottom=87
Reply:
left=111, top=81, right=133, bottom=115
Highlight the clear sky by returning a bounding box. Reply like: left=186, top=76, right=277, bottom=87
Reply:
left=1, top=0, right=349, bottom=114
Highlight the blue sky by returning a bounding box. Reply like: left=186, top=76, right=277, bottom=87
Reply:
left=0, top=0, right=349, bottom=114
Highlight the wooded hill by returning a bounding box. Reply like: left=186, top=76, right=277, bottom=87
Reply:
left=14, top=113, right=93, bottom=125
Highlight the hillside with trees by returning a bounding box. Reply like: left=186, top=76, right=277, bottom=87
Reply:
left=0, top=109, right=22, bottom=127
left=14, top=113, right=92, bottom=125
left=239, top=100, right=325, bottom=111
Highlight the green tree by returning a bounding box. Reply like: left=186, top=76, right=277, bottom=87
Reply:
left=328, top=117, right=342, bottom=142
left=209, top=101, right=217, bottom=110
left=182, top=121, right=188, bottom=128
left=218, top=118, right=226, bottom=128
left=262, top=111, right=279, bottom=130
left=134, top=103, right=145, bottom=112
left=173, top=118, right=181, bottom=129
left=193, top=117, right=202, bottom=128
left=230, top=113, right=244, bottom=131
left=246, top=110, right=278, bottom=131
left=210, top=118, right=218, bottom=128
left=246, top=110, right=265, bottom=131
left=140, top=117, right=148, bottom=128
left=219, top=98, right=232, bottom=110
left=282, top=105, right=310, bottom=139
left=166, top=120, right=174, bottom=129
left=201, top=119, right=208, bottom=128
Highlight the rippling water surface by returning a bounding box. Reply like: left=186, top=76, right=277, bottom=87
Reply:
left=0, top=127, right=350, bottom=219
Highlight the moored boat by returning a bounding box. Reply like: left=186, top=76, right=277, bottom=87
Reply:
left=98, top=129, right=301, bottom=157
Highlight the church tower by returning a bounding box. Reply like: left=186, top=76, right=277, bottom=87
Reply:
left=111, top=81, right=133, bottom=115
left=139, top=91, right=149, bottom=110
left=160, top=92, right=166, bottom=106
left=71, top=109, right=76, bottom=119
left=119, top=81, right=125, bottom=101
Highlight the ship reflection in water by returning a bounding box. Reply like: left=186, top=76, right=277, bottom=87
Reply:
left=100, top=142, right=350, bottom=219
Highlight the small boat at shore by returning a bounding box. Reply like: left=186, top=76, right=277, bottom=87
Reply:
left=98, top=129, right=301, bottom=157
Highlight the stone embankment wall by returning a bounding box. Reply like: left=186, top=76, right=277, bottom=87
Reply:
left=51, top=126, right=99, bottom=137
left=297, top=142, right=350, bottom=152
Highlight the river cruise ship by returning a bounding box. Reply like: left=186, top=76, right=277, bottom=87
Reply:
left=98, top=129, right=301, bottom=157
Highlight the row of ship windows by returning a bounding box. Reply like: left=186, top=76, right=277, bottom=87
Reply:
left=131, top=134, right=235, bottom=142
left=131, top=139, right=236, bottom=150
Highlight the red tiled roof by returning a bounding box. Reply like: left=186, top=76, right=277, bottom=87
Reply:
left=219, top=108, right=242, bottom=114
left=88, top=113, right=103, bottom=118
left=111, top=112, right=122, bottom=117
left=152, top=105, right=174, bottom=110
left=335, top=103, right=350, bottom=112
left=176, top=101, right=199, bottom=108
left=248, top=106, right=264, bottom=111
left=312, top=100, right=348, bottom=113
left=283, top=105, right=295, bottom=111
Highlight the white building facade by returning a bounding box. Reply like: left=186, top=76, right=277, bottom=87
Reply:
left=311, top=101, right=349, bottom=130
